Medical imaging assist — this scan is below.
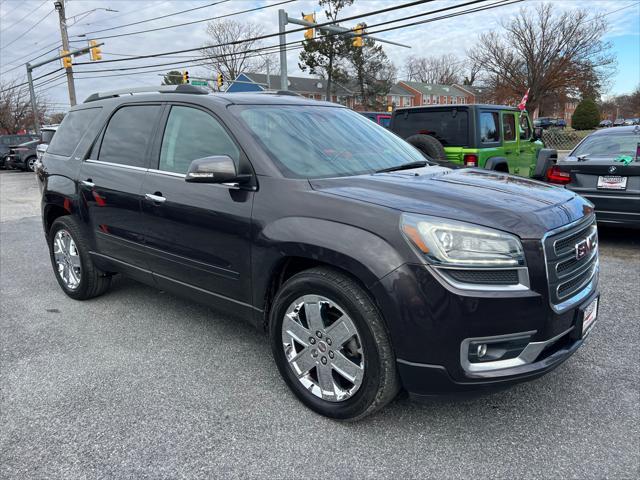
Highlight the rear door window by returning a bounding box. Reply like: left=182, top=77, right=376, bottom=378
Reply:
left=519, top=114, right=532, bottom=140
left=393, top=109, right=469, bottom=146
left=479, top=112, right=500, bottom=143
left=47, top=108, right=101, bottom=156
left=503, top=113, right=516, bottom=142
left=98, top=105, right=161, bottom=168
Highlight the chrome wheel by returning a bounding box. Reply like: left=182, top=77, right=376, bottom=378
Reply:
left=282, top=295, right=364, bottom=402
left=27, top=157, right=36, bottom=171
left=53, top=229, right=81, bottom=290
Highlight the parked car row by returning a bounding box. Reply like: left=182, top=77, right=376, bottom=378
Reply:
left=0, top=126, right=58, bottom=171
left=0, top=133, right=39, bottom=169
left=38, top=85, right=602, bottom=420
left=533, top=117, right=567, bottom=129
left=601, top=118, right=640, bottom=128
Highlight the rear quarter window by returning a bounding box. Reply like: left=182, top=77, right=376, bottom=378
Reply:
left=393, top=109, right=469, bottom=146
left=47, top=107, right=102, bottom=157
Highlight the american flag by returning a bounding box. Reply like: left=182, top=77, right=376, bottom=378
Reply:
left=518, top=89, right=530, bottom=111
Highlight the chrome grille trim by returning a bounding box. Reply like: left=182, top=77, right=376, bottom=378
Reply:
left=542, top=216, right=599, bottom=313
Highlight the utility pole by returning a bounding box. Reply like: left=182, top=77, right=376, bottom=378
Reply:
left=54, top=0, right=77, bottom=106
left=266, top=57, right=271, bottom=90
left=26, top=67, right=41, bottom=135
left=278, top=9, right=288, bottom=91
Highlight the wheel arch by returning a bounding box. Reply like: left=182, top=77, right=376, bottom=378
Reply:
left=485, top=156, right=509, bottom=172
left=254, top=217, right=407, bottom=330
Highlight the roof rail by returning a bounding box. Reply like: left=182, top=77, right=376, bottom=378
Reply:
left=84, top=84, right=208, bottom=103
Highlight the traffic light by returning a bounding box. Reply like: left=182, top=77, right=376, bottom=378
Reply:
left=182, top=71, right=189, bottom=84
left=217, top=73, right=223, bottom=88
left=303, top=13, right=315, bottom=40
left=61, top=50, right=72, bottom=68
left=352, top=24, right=364, bottom=48
left=89, top=40, right=102, bottom=61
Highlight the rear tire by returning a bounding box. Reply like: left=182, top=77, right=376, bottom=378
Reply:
left=25, top=156, right=36, bottom=172
left=48, top=216, right=111, bottom=300
left=269, top=267, right=399, bottom=421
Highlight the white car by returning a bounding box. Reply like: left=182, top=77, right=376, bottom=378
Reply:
left=35, top=125, right=59, bottom=171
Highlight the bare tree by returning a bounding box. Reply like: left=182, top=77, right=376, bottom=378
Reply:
left=468, top=4, right=616, bottom=114
left=403, top=54, right=462, bottom=84
left=0, top=80, right=47, bottom=133
left=202, top=20, right=269, bottom=85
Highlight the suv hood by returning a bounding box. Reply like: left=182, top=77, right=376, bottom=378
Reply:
left=309, top=167, right=592, bottom=239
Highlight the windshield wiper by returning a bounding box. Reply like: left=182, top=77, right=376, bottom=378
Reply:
left=577, top=154, right=590, bottom=161
left=375, top=160, right=428, bottom=173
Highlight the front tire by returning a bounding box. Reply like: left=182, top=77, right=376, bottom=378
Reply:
left=269, top=267, right=399, bottom=421
left=48, top=216, right=111, bottom=300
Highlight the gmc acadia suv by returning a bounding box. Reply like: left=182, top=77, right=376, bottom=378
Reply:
left=38, top=85, right=600, bottom=421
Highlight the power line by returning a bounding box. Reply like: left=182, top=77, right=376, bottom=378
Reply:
left=72, top=0, right=296, bottom=41
left=0, top=67, right=65, bottom=94
left=71, top=0, right=514, bottom=80
left=1, top=0, right=47, bottom=33
left=1, top=7, right=55, bottom=52
left=2, top=44, right=62, bottom=75
left=71, top=0, right=436, bottom=65
left=73, top=0, right=230, bottom=36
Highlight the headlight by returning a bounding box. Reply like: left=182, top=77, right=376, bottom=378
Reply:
left=401, top=213, right=525, bottom=267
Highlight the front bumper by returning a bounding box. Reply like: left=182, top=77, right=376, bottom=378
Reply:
left=371, top=261, right=599, bottom=395
left=4, top=155, right=23, bottom=169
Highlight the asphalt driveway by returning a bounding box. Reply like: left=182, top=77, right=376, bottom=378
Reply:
left=1, top=171, right=638, bottom=479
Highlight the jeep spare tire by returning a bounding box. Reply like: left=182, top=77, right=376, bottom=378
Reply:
left=405, top=134, right=448, bottom=163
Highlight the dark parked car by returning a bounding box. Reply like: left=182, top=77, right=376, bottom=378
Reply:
left=0, top=134, right=39, bottom=168
left=38, top=85, right=600, bottom=420
left=4, top=139, right=39, bottom=171
left=613, top=118, right=626, bottom=127
left=533, top=117, right=555, bottom=129
left=548, top=125, right=639, bottom=228
left=359, top=111, right=391, bottom=128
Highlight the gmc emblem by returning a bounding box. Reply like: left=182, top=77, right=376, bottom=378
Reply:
left=575, top=235, right=595, bottom=260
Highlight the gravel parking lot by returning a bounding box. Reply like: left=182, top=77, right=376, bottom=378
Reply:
left=1, top=170, right=639, bottom=479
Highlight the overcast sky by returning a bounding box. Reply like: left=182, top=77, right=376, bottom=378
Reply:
left=1, top=0, right=638, bottom=113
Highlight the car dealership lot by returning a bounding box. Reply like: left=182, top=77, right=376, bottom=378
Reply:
left=1, top=171, right=638, bottom=478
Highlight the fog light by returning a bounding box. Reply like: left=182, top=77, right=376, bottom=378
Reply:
left=476, top=343, right=487, bottom=358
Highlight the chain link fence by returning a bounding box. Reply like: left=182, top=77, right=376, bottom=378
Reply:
left=541, top=128, right=596, bottom=152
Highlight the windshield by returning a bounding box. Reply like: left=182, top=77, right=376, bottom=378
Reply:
left=572, top=132, right=640, bottom=159
left=234, top=105, right=426, bottom=179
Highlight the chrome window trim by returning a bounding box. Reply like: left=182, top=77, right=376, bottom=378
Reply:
left=460, top=327, right=573, bottom=374
left=542, top=215, right=598, bottom=313
left=85, top=159, right=148, bottom=172
left=147, top=168, right=185, bottom=178
left=432, top=266, right=530, bottom=292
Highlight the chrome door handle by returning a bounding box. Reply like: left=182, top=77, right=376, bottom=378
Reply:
left=81, top=180, right=95, bottom=187
left=145, top=193, right=166, bottom=203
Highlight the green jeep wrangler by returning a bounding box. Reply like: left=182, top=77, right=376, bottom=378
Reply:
left=390, top=104, right=557, bottom=179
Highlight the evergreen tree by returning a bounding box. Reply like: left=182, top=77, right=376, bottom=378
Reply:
left=572, top=98, right=601, bottom=130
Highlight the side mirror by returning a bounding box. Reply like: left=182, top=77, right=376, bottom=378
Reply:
left=185, top=155, right=239, bottom=184
left=532, top=127, right=543, bottom=141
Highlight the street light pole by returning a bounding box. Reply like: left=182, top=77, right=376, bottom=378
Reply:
left=54, top=0, right=77, bottom=106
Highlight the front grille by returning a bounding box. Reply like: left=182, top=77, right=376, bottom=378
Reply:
left=444, top=269, right=519, bottom=285
left=543, top=216, right=598, bottom=306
